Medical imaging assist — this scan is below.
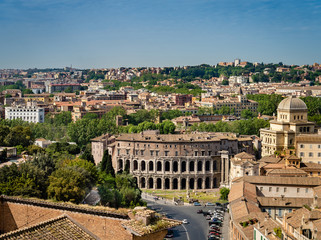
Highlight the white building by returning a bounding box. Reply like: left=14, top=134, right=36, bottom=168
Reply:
left=230, top=152, right=259, bottom=186
left=5, top=104, right=45, bottom=123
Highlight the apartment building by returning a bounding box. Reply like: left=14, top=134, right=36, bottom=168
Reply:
left=296, top=134, right=321, bottom=164
left=200, top=95, right=258, bottom=117
left=5, top=104, right=44, bottom=123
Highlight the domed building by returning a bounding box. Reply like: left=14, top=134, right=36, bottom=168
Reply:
left=260, top=96, right=315, bottom=156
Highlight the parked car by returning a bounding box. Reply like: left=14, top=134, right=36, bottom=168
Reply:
left=205, top=202, right=215, bottom=206
left=197, top=209, right=203, bottom=214
left=209, top=220, right=222, bottom=227
left=182, top=219, right=189, bottom=224
left=194, top=202, right=202, bottom=206
left=209, top=225, right=221, bottom=231
left=206, top=215, right=212, bottom=220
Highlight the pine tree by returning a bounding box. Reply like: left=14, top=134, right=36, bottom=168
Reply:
left=101, top=150, right=115, bottom=177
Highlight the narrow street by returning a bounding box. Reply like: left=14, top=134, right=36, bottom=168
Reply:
left=144, top=194, right=229, bottom=240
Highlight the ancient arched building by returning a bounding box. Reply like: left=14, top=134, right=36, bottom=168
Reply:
left=99, top=131, right=254, bottom=190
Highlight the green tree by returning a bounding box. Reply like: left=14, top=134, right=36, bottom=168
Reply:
left=241, top=109, right=255, bottom=119
left=220, top=187, right=230, bottom=201
left=100, top=150, right=115, bottom=177
left=47, top=166, right=89, bottom=203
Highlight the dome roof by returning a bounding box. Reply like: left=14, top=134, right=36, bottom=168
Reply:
left=277, top=96, right=307, bottom=110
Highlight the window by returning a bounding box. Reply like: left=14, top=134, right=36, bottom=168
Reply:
left=306, top=188, right=309, bottom=193
left=300, top=152, right=304, bottom=157
left=319, top=145, right=321, bottom=149
left=310, top=144, right=312, bottom=149
left=156, top=151, right=159, bottom=156
left=175, top=151, right=178, bottom=156
left=118, top=149, right=120, bottom=155
left=279, top=209, right=282, bottom=216
left=284, top=187, right=287, bottom=192
left=318, top=153, right=321, bottom=157
left=310, top=172, right=313, bottom=176
left=126, top=149, right=130, bottom=155
left=150, top=151, right=154, bottom=156
left=208, top=151, right=212, bottom=156
left=300, top=144, right=304, bottom=149
left=297, top=188, right=300, bottom=193
left=194, top=151, right=198, bottom=156
left=165, top=151, right=169, bottom=156
left=269, top=187, right=272, bottom=192
left=141, top=150, right=144, bottom=155
left=276, top=187, right=279, bottom=192
left=309, top=152, right=313, bottom=157
left=260, top=187, right=263, bottom=191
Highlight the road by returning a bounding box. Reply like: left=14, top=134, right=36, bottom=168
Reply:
left=144, top=196, right=229, bottom=240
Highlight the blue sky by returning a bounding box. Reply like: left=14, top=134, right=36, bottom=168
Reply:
left=0, top=0, right=321, bottom=69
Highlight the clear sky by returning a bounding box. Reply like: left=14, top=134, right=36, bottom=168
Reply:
left=1, top=0, right=321, bottom=69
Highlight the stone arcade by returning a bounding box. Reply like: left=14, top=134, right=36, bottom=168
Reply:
left=93, top=131, right=254, bottom=190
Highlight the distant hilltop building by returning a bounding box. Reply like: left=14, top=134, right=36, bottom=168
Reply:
left=260, top=96, right=315, bottom=157
left=5, top=102, right=44, bottom=123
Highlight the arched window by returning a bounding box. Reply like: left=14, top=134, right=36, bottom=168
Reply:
left=118, top=159, right=123, bottom=171
left=197, top=178, right=203, bottom=189
left=189, top=161, right=195, bottom=172
left=197, top=161, right=203, bottom=172
left=181, top=178, right=186, bottom=189
left=133, top=160, right=138, bottom=170
left=141, top=177, right=146, bottom=188
left=148, top=178, right=154, bottom=189
left=165, top=161, right=170, bottom=172
left=157, top=161, right=162, bottom=171
left=141, top=161, right=146, bottom=171
left=213, top=161, right=217, bottom=171
left=173, top=161, right=178, bottom=172
left=149, top=161, right=154, bottom=171
left=156, top=178, right=162, bottom=189
left=173, top=178, right=178, bottom=189
left=205, top=161, right=210, bottom=171
left=181, top=161, right=186, bottom=172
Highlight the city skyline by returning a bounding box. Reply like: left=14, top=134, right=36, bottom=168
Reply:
left=1, top=0, right=321, bottom=69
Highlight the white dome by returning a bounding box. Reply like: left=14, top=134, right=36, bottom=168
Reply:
left=277, top=96, right=307, bottom=111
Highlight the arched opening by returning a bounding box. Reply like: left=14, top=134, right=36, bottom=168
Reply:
left=157, top=161, right=162, bottom=172
left=181, top=161, right=186, bottom=172
left=205, top=177, right=210, bottom=189
left=118, top=159, right=123, bottom=171
left=213, top=177, right=217, bottom=188
left=197, top=178, right=203, bottom=189
left=125, top=160, right=130, bottom=172
left=149, top=161, right=154, bottom=171
left=156, top=178, right=162, bottom=189
left=165, top=178, right=170, bottom=189
left=197, top=161, right=203, bottom=172
left=189, top=178, right=195, bottom=189
left=165, top=161, right=170, bottom=172
left=133, top=160, right=138, bottom=170
left=173, top=161, right=178, bottom=172
left=205, top=161, right=210, bottom=171
left=189, top=161, right=195, bottom=172
left=173, top=178, right=178, bottom=189
left=213, top=161, right=217, bottom=171
left=141, top=177, right=146, bottom=188
left=141, top=161, right=146, bottom=171
left=148, top=178, right=154, bottom=189
left=181, top=178, right=186, bottom=189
